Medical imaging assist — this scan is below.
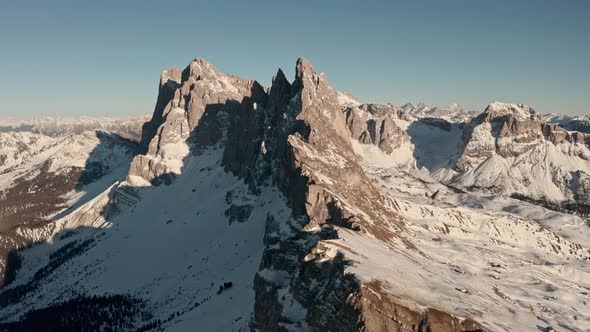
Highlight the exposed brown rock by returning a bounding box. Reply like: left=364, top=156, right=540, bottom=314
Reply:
left=252, top=58, right=463, bottom=332
left=357, top=281, right=483, bottom=332
left=129, top=58, right=267, bottom=183
left=345, top=104, right=408, bottom=153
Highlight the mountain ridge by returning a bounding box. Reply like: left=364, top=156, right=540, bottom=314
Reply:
left=0, top=58, right=588, bottom=331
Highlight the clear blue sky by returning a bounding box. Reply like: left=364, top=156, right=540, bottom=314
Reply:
left=1, top=0, right=588, bottom=117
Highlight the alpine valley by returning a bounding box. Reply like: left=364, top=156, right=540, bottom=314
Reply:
left=0, top=58, right=588, bottom=332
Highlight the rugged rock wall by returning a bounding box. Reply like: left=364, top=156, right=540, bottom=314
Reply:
left=345, top=104, right=408, bottom=154
left=453, top=102, right=590, bottom=203
left=125, top=57, right=484, bottom=331
left=253, top=59, right=482, bottom=331
left=129, top=59, right=266, bottom=184
left=457, top=102, right=589, bottom=171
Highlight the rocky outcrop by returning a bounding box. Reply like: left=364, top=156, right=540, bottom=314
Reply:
left=128, top=59, right=267, bottom=184
left=236, top=59, right=480, bottom=331
left=356, top=281, right=483, bottom=332
left=138, top=67, right=182, bottom=154
left=345, top=104, right=408, bottom=153
left=458, top=102, right=588, bottom=169
left=457, top=102, right=543, bottom=167
left=453, top=102, right=590, bottom=203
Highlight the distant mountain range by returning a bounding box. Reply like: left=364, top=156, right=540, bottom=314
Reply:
left=0, top=116, right=149, bottom=138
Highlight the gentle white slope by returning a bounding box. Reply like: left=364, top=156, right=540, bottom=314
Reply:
left=344, top=138, right=590, bottom=331
left=1, top=147, right=294, bottom=331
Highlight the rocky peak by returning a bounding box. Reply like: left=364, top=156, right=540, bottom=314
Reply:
left=465, top=102, right=543, bottom=152
left=293, top=58, right=317, bottom=85
left=482, top=102, right=539, bottom=122
left=160, top=66, right=182, bottom=87
left=139, top=68, right=183, bottom=154
left=272, top=68, right=289, bottom=87
left=344, top=104, right=407, bottom=154
left=292, top=57, right=327, bottom=105
left=456, top=100, right=590, bottom=191
left=129, top=58, right=267, bottom=185
left=267, top=68, right=291, bottom=110
left=290, top=58, right=351, bottom=149
left=183, top=58, right=224, bottom=81
left=470, top=102, right=586, bottom=146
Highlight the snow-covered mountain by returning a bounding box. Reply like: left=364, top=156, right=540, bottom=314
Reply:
left=453, top=103, right=590, bottom=203
left=0, top=116, right=149, bottom=138
left=0, top=122, right=141, bottom=289
left=543, top=113, right=590, bottom=134
left=400, top=102, right=476, bottom=123
left=0, top=58, right=588, bottom=332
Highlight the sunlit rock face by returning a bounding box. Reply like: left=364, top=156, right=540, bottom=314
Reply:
left=345, top=104, right=408, bottom=154
left=450, top=102, right=590, bottom=203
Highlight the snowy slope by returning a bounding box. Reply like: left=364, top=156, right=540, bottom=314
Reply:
left=401, top=102, right=475, bottom=123
left=0, top=116, right=149, bottom=138
left=544, top=113, right=590, bottom=134
left=0, top=130, right=136, bottom=208
left=348, top=140, right=590, bottom=331
left=0, top=127, right=138, bottom=288
left=350, top=100, right=590, bottom=206
left=0, top=146, right=294, bottom=331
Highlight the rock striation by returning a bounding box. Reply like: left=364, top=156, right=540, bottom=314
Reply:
left=452, top=102, right=590, bottom=202
left=345, top=104, right=408, bottom=153
left=129, top=59, right=266, bottom=184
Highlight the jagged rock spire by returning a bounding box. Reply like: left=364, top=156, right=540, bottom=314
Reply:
left=129, top=58, right=268, bottom=184
left=273, top=68, right=288, bottom=85
left=185, top=58, right=222, bottom=81
left=290, top=58, right=351, bottom=147
left=294, top=58, right=317, bottom=83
